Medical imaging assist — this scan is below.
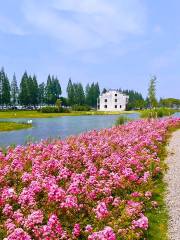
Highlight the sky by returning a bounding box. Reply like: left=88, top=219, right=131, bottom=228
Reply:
left=0, top=0, right=180, bottom=99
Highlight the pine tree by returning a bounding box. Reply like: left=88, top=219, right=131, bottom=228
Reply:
left=85, top=82, right=100, bottom=107
left=0, top=68, right=11, bottom=106
left=31, top=75, right=39, bottom=107
left=85, top=84, right=91, bottom=106
left=93, top=82, right=100, bottom=108
left=67, top=78, right=74, bottom=106
left=45, top=75, right=53, bottom=105
left=74, top=83, right=85, bottom=105
left=11, top=73, right=19, bottom=106
left=0, top=68, right=5, bottom=106
left=19, top=71, right=29, bottom=106
left=45, top=75, right=62, bottom=105
left=51, top=76, right=62, bottom=103
left=38, top=82, right=45, bottom=106
left=123, top=89, right=145, bottom=110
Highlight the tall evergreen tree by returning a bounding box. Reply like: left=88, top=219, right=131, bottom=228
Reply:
left=45, top=75, right=62, bottom=105
left=66, top=78, right=74, bottom=106
left=51, top=76, right=62, bottom=103
left=19, top=71, right=29, bottom=106
left=11, top=73, right=19, bottom=106
left=93, top=82, right=100, bottom=107
left=45, top=75, right=53, bottom=104
left=123, top=89, right=145, bottom=110
left=38, top=82, right=45, bottom=106
left=0, top=68, right=11, bottom=106
left=3, top=75, right=11, bottom=106
left=0, top=68, right=5, bottom=106
left=85, top=84, right=91, bottom=106
left=31, top=75, right=39, bottom=107
left=73, top=83, right=85, bottom=105
left=85, top=82, right=100, bottom=107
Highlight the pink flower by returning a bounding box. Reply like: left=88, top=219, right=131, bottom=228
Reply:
left=60, top=195, right=78, bottom=209
left=88, top=226, right=116, bottom=240
left=94, top=202, right=109, bottom=219
left=112, top=197, right=121, bottom=207
left=6, top=228, right=31, bottom=240
left=3, top=204, right=13, bottom=217
left=85, top=225, right=93, bottom=233
left=131, top=192, right=143, bottom=198
left=13, top=210, right=24, bottom=224
left=72, top=224, right=81, bottom=237
left=145, top=191, right=152, bottom=198
left=24, top=210, right=43, bottom=229
left=132, top=214, right=149, bottom=230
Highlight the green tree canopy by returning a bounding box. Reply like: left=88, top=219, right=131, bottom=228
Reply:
left=11, top=73, right=19, bottom=106
left=148, top=76, right=158, bottom=108
left=0, top=68, right=11, bottom=106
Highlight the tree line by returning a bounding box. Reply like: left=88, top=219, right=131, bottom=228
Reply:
left=1, top=67, right=177, bottom=110
left=0, top=67, right=100, bottom=108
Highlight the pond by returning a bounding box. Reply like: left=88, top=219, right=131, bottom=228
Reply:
left=0, top=113, right=139, bottom=147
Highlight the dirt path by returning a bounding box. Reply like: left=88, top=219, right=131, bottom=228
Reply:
left=165, top=129, right=180, bottom=240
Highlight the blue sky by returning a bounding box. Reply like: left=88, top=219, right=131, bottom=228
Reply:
left=0, top=0, right=179, bottom=98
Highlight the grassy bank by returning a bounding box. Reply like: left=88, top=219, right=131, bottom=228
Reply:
left=0, top=122, right=32, bottom=131
left=0, top=110, right=137, bottom=119
left=146, top=124, right=180, bottom=240
left=140, top=108, right=175, bottom=118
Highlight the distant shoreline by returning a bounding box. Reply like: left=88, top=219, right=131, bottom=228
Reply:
left=0, top=110, right=138, bottom=119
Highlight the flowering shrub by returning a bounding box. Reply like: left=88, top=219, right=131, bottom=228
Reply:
left=0, top=118, right=180, bottom=239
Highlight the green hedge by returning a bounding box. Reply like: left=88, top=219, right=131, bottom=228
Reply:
left=71, top=105, right=91, bottom=111
left=40, top=106, right=70, bottom=113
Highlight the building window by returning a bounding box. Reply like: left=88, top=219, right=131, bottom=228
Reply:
left=120, top=105, right=122, bottom=108
left=104, top=99, right=107, bottom=102
left=115, top=105, right=117, bottom=108
left=115, top=94, right=117, bottom=97
left=104, top=105, right=107, bottom=108
left=115, top=99, right=117, bottom=102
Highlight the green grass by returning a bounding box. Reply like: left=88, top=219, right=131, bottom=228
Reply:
left=0, top=122, right=32, bottom=131
left=140, top=108, right=175, bottom=119
left=115, top=115, right=131, bottom=126
left=146, top=125, right=180, bottom=240
left=0, top=110, right=137, bottom=119
left=146, top=147, right=168, bottom=240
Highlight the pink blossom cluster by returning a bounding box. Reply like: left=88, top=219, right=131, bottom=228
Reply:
left=0, top=118, right=179, bottom=239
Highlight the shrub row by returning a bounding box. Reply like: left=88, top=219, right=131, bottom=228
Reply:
left=40, top=106, right=70, bottom=113
left=140, top=108, right=175, bottom=118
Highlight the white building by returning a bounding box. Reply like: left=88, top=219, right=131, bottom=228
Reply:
left=97, top=90, right=129, bottom=111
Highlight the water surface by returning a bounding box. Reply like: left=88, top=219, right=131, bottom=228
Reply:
left=0, top=113, right=139, bottom=147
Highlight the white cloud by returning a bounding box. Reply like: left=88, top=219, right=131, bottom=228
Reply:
left=0, top=15, right=25, bottom=35
left=22, top=0, right=147, bottom=52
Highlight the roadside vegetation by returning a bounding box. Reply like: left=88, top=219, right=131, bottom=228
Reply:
left=140, top=108, right=176, bottom=119
left=0, top=121, right=32, bottom=131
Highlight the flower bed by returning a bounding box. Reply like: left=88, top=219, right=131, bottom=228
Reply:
left=0, top=118, right=180, bottom=239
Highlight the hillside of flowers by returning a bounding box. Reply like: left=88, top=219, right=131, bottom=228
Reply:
left=0, top=118, right=180, bottom=240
